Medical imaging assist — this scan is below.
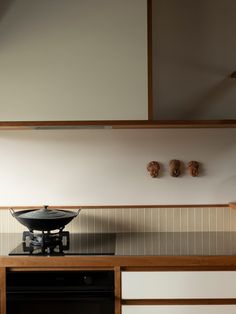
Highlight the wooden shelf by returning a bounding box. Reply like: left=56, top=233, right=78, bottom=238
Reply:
left=0, top=120, right=236, bottom=130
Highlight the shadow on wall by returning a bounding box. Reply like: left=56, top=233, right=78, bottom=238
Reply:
left=182, top=77, right=236, bottom=120
left=69, top=210, right=141, bottom=233
left=0, top=0, right=15, bottom=22
left=216, top=175, right=236, bottom=204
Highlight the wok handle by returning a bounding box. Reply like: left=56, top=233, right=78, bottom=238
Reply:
left=77, top=209, right=82, bottom=215
left=9, top=208, right=15, bottom=216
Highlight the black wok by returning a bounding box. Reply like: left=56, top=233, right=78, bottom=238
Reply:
left=10, top=206, right=80, bottom=232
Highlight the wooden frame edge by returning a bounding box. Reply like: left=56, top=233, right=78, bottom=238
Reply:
left=0, top=268, right=6, bottom=314
left=0, top=120, right=236, bottom=129
left=122, top=299, right=236, bottom=306
left=0, top=204, right=228, bottom=210
left=3, top=256, right=236, bottom=268
left=115, top=267, right=121, bottom=314
left=147, top=0, right=153, bottom=120
left=229, top=203, right=236, bottom=210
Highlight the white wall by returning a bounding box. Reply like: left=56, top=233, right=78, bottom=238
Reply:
left=0, top=129, right=235, bottom=206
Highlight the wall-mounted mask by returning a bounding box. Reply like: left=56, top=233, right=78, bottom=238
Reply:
left=169, top=159, right=181, bottom=177
left=188, top=161, right=200, bottom=177
left=147, top=161, right=160, bottom=178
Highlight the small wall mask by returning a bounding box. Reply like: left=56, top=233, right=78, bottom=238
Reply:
left=147, top=161, right=160, bottom=178
left=188, top=161, right=200, bottom=177
left=169, top=159, right=181, bottom=177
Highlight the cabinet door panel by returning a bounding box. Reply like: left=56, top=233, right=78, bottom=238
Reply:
left=153, top=0, right=236, bottom=120
left=122, top=271, right=236, bottom=299
left=0, top=0, right=148, bottom=121
left=122, top=305, right=236, bottom=314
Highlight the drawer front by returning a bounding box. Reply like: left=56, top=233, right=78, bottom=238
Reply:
left=122, top=271, right=236, bottom=299
left=122, top=305, right=236, bottom=314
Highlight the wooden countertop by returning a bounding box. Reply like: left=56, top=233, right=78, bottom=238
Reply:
left=2, top=255, right=236, bottom=269
left=1, top=232, right=236, bottom=268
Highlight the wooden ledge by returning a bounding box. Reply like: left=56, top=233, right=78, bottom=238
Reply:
left=229, top=203, right=236, bottom=209
left=0, top=120, right=236, bottom=129
left=0, top=204, right=228, bottom=210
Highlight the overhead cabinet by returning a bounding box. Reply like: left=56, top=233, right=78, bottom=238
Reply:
left=152, top=0, right=236, bottom=121
left=0, top=0, right=235, bottom=128
left=0, top=0, right=149, bottom=122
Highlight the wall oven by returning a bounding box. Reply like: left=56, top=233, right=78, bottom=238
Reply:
left=7, top=270, right=114, bottom=314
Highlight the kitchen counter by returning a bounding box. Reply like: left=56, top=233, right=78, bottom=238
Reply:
left=2, top=232, right=236, bottom=314
left=1, top=232, right=236, bottom=268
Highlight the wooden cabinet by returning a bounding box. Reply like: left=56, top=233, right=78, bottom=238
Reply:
left=0, top=0, right=236, bottom=128
left=1, top=262, right=236, bottom=314
left=0, top=0, right=149, bottom=123
left=0, top=268, right=6, bottom=314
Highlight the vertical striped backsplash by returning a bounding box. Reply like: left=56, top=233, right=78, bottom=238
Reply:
left=0, top=207, right=235, bottom=233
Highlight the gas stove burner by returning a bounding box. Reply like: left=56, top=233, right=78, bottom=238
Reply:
left=9, top=233, right=116, bottom=256
left=22, top=230, right=70, bottom=255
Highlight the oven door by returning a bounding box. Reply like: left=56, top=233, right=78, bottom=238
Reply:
left=7, top=270, right=114, bottom=314
left=7, top=291, right=114, bottom=314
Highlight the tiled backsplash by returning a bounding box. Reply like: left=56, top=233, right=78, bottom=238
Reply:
left=0, top=207, right=235, bottom=233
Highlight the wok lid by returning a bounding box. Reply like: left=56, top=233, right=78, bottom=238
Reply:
left=16, top=206, right=78, bottom=219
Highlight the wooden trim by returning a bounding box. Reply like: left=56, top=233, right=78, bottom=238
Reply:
left=8, top=267, right=114, bottom=272
left=147, top=0, right=153, bottom=120
left=3, top=256, right=236, bottom=268
left=0, top=268, right=6, bottom=314
left=122, top=299, right=236, bottom=305
left=115, top=267, right=121, bottom=314
left=229, top=203, right=236, bottom=210
left=0, top=204, right=228, bottom=210
left=112, top=120, right=236, bottom=129
left=0, top=120, right=236, bottom=129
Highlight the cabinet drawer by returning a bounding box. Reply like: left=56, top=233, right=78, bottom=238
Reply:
left=122, top=305, right=236, bottom=314
left=122, top=271, right=236, bottom=299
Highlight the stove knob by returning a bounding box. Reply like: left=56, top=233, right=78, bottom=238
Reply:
left=83, top=275, right=93, bottom=285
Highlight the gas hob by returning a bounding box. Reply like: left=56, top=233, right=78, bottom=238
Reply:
left=9, top=232, right=116, bottom=256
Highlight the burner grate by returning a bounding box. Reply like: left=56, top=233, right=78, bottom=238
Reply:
left=9, top=233, right=116, bottom=256
left=22, top=230, right=70, bottom=255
